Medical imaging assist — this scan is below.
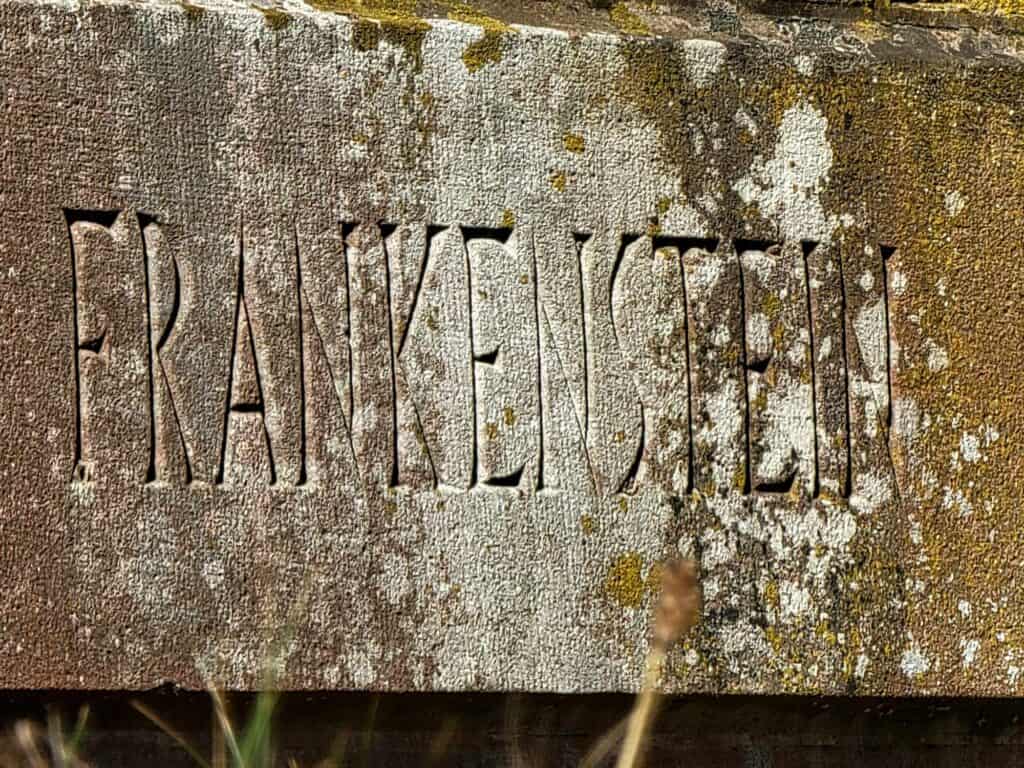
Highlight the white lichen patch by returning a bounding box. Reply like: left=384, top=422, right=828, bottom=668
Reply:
left=942, top=486, right=974, bottom=518
left=960, top=432, right=981, bottom=463
left=734, top=108, right=758, bottom=137
left=925, top=338, right=949, bottom=372
left=732, top=102, right=838, bottom=243
left=893, top=396, right=922, bottom=442
left=961, top=638, right=981, bottom=669
left=681, top=39, right=726, bottom=87
left=891, top=269, right=908, bottom=296
left=944, top=190, right=965, bottom=217
left=779, top=580, right=812, bottom=622
left=900, top=639, right=932, bottom=679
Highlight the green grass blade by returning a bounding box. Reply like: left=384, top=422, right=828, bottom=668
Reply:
left=131, top=700, right=212, bottom=768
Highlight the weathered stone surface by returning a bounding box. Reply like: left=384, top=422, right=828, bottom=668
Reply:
left=3, top=0, right=1024, bottom=695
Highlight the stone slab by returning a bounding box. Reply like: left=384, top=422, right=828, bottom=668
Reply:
left=3, top=0, right=1024, bottom=695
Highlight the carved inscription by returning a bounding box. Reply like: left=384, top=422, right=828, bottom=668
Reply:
left=66, top=210, right=895, bottom=498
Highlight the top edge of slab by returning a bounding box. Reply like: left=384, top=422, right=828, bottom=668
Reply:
left=20, top=0, right=1024, bottom=64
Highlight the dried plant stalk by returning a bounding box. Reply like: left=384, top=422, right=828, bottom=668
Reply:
left=615, top=559, right=700, bottom=768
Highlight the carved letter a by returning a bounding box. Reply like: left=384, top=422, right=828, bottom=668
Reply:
left=217, top=246, right=276, bottom=486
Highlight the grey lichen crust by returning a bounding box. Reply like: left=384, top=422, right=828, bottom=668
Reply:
left=3, top=0, right=1024, bottom=696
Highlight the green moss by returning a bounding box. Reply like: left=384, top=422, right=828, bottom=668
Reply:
left=253, top=5, right=290, bottom=29
left=609, top=2, right=650, bottom=36
left=448, top=2, right=515, bottom=73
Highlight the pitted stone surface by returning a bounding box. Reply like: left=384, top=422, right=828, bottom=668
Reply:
left=3, top=0, right=1024, bottom=695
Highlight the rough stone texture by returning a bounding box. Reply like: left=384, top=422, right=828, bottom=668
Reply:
left=3, top=0, right=1024, bottom=695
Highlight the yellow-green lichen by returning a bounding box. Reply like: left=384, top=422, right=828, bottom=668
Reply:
left=969, top=0, right=1024, bottom=12
left=308, top=0, right=430, bottom=70
left=563, top=132, right=586, bottom=154
left=914, top=0, right=1024, bottom=13
left=180, top=0, right=205, bottom=21
left=605, top=552, right=645, bottom=608
left=732, top=464, right=746, bottom=493
left=253, top=5, right=290, bottom=29
left=596, top=44, right=1024, bottom=692
left=550, top=170, right=567, bottom=191
left=815, top=618, right=839, bottom=648
left=424, top=307, right=439, bottom=331
left=500, top=208, right=515, bottom=228
left=609, top=2, right=650, bottom=36
left=762, top=292, right=782, bottom=320
left=807, top=65, right=1024, bottom=689
left=581, top=514, right=597, bottom=535
left=613, top=39, right=731, bottom=213
left=352, top=18, right=382, bottom=50
left=448, top=2, right=515, bottom=73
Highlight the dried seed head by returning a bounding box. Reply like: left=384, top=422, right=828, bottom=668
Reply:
left=653, top=558, right=701, bottom=647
